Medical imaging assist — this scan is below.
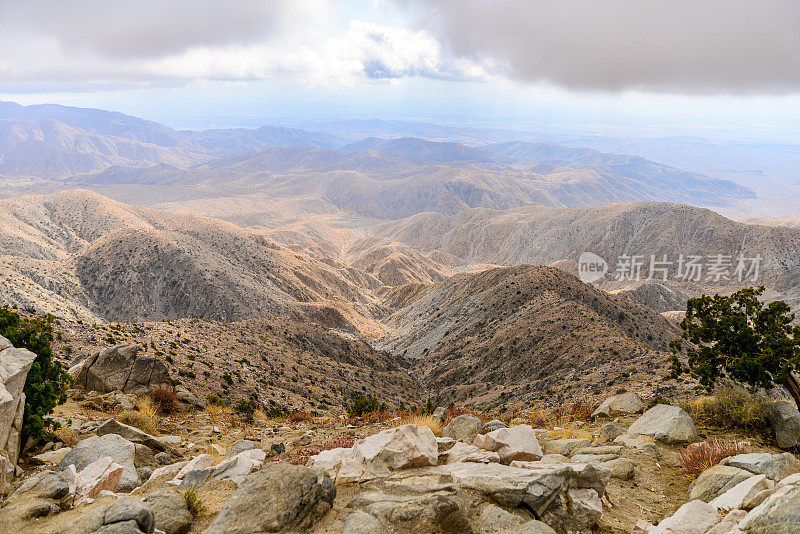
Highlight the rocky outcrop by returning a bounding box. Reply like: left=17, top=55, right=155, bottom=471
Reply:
left=309, top=424, right=438, bottom=483
left=68, top=344, right=170, bottom=395
left=625, top=404, right=698, bottom=444
left=204, top=464, right=336, bottom=533
left=473, top=424, right=543, bottom=464
left=721, top=452, right=800, bottom=481
left=58, top=434, right=139, bottom=492
left=442, top=414, right=483, bottom=443
left=0, top=334, right=37, bottom=476
left=591, top=392, right=646, bottom=419
left=768, top=400, right=800, bottom=449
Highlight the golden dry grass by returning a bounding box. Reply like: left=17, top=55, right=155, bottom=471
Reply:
left=118, top=410, right=157, bottom=435
left=681, top=386, right=771, bottom=433
left=54, top=426, right=80, bottom=447
left=397, top=414, right=444, bottom=436
left=205, top=404, right=236, bottom=428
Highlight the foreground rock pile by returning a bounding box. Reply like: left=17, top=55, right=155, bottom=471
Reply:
left=1, top=379, right=800, bottom=533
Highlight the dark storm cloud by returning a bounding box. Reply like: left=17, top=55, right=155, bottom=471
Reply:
left=398, top=0, right=800, bottom=93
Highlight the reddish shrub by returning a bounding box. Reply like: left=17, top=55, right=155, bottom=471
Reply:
left=288, top=410, right=312, bottom=423
left=678, top=439, right=750, bottom=475
left=150, top=385, right=179, bottom=415
left=284, top=433, right=356, bottom=466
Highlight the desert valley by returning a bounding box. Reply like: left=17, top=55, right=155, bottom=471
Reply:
left=2, top=2, right=800, bottom=532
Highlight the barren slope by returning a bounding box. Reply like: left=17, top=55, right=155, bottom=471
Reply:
left=379, top=265, right=682, bottom=407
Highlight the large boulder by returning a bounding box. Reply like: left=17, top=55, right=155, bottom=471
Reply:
left=58, top=434, right=139, bottom=492
left=591, top=392, right=646, bottom=419
left=309, top=424, right=438, bottom=483
left=651, top=499, right=721, bottom=533
left=709, top=474, right=774, bottom=511
left=442, top=414, right=483, bottom=443
left=204, top=464, right=335, bottom=533
left=721, top=452, right=800, bottom=481
left=689, top=465, right=755, bottom=502
left=143, top=490, right=192, bottom=534
left=69, top=344, right=170, bottom=395
left=97, top=419, right=164, bottom=451
left=625, top=404, right=699, bottom=444
left=768, top=400, right=800, bottom=449
left=737, top=483, right=800, bottom=533
left=0, top=335, right=37, bottom=470
left=473, top=424, right=543, bottom=464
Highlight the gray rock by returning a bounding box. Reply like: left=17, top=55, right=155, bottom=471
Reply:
left=481, top=419, right=508, bottom=433
left=442, top=414, right=483, bottom=443
left=436, top=437, right=456, bottom=452
left=342, top=510, right=382, bottom=534
left=516, top=520, right=558, bottom=533
left=571, top=453, right=619, bottom=463
left=768, top=400, right=800, bottom=450
left=104, top=497, right=156, bottom=534
left=344, top=490, right=470, bottom=533
left=69, top=344, right=171, bottom=395
left=722, top=453, right=800, bottom=481
left=707, top=509, right=747, bottom=534
left=600, top=458, right=635, bottom=480
left=58, top=434, right=139, bottom=492
left=571, top=445, right=624, bottom=456
left=97, top=419, right=164, bottom=451
left=437, top=462, right=571, bottom=516
left=143, top=490, right=192, bottom=534
left=204, top=464, right=335, bottom=533
left=689, top=465, right=754, bottom=502
left=0, top=341, right=37, bottom=470
left=478, top=503, right=525, bottom=531
left=547, top=438, right=592, bottom=456
left=591, top=392, right=646, bottom=418
left=598, top=420, right=626, bottom=442
left=11, top=469, right=73, bottom=500
left=653, top=499, right=721, bottom=533
left=626, top=404, right=699, bottom=444
left=738, top=483, right=800, bottom=533
left=432, top=407, right=448, bottom=425
left=224, top=439, right=257, bottom=459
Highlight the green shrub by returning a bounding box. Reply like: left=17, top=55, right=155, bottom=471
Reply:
left=0, top=308, right=72, bottom=443
left=234, top=398, right=259, bottom=422
left=682, top=386, right=771, bottom=432
left=346, top=392, right=381, bottom=416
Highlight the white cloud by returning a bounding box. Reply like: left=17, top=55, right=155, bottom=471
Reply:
left=0, top=1, right=492, bottom=90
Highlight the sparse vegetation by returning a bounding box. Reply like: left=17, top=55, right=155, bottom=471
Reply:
left=347, top=392, right=382, bottom=416
left=678, top=438, right=750, bottom=475
left=671, top=286, right=800, bottom=409
left=150, top=385, right=179, bottom=415
left=681, top=385, right=771, bottom=433
left=399, top=414, right=444, bottom=436
left=182, top=487, right=207, bottom=518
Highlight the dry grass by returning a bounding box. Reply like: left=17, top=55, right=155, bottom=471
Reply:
left=118, top=410, right=158, bottom=435
left=205, top=404, right=236, bottom=428
left=526, top=408, right=551, bottom=428
left=682, top=386, right=771, bottom=433
left=397, top=414, right=444, bottom=436
left=678, top=438, right=750, bottom=475
left=182, top=487, right=208, bottom=518
left=203, top=444, right=224, bottom=466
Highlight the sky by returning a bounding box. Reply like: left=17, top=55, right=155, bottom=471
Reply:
left=1, top=0, right=799, bottom=142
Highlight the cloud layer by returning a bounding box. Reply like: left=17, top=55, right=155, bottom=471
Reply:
left=401, top=0, right=800, bottom=93
left=0, top=0, right=490, bottom=89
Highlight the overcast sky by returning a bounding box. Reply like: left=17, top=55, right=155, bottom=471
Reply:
left=1, top=0, right=799, bottom=137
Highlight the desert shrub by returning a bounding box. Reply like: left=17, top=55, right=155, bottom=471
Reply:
left=566, top=396, right=598, bottom=421
left=263, top=405, right=289, bottom=420
left=647, top=395, right=672, bottom=409
left=182, top=487, right=207, bottom=518
left=400, top=414, right=443, bottom=436
left=678, top=438, right=750, bottom=475
left=346, top=392, right=381, bottom=416
left=682, top=386, right=771, bottom=432
left=234, top=398, right=259, bottom=422
left=527, top=408, right=551, bottom=428
left=54, top=425, right=80, bottom=447
left=205, top=393, right=223, bottom=406
left=0, top=307, right=72, bottom=443
left=150, top=385, right=179, bottom=415
left=205, top=404, right=236, bottom=427
left=288, top=410, right=312, bottom=423
left=285, top=432, right=356, bottom=465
